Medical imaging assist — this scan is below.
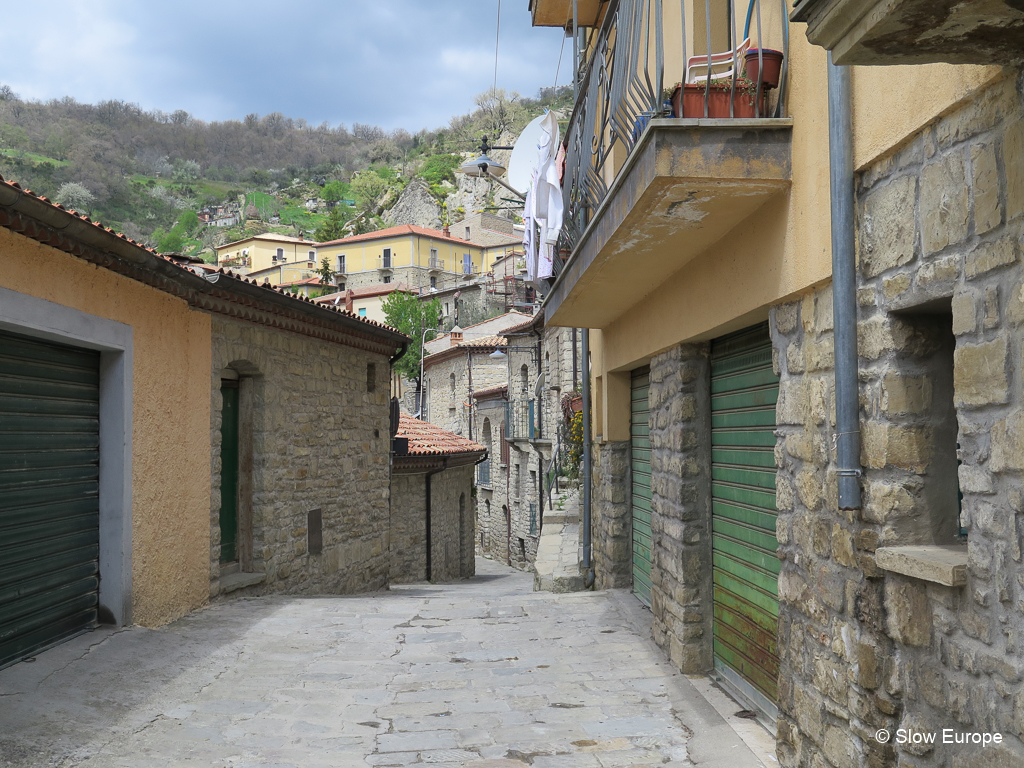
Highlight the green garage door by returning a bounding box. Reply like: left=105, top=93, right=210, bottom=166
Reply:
left=631, top=366, right=652, bottom=606
left=0, top=329, right=101, bottom=669
left=710, top=324, right=780, bottom=714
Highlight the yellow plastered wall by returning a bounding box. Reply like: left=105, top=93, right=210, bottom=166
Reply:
left=217, top=238, right=317, bottom=273
left=319, top=234, right=484, bottom=276
left=580, top=11, right=1006, bottom=440
left=1, top=227, right=212, bottom=628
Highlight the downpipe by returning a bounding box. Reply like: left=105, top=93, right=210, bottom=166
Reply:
left=582, top=328, right=595, bottom=588
left=828, top=52, right=862, bottom=510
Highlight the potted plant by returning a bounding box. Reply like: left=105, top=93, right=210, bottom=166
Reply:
left=670, top=77, right=766, bottom=119
left=744, top=49, right=785, bottom=89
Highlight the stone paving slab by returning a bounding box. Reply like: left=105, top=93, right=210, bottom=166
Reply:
left=0, top=558, right=766, bottom=768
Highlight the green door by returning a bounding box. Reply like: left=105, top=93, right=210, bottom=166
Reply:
left=631, top=366, right=652, bottom=606
left=219, top=381, right=239, bottom=564
left=0, top=329, right=100, bottom=669
left=710, top=323, right=780, bottom=712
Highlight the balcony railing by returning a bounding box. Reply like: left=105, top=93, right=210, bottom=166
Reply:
left=378, top=255, right=392, bottom=270
left=428, top=257, right=444, bottom=271
left=505, top=398, right=537, bottom=440
left=555, top=0, right=790, bottom=279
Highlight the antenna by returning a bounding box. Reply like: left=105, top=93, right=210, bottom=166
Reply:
left=506, top=114, right=548, bottom=196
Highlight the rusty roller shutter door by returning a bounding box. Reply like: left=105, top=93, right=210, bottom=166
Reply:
left=0, top=329, right=100, bottom=669
left=710, top=323, right=780, bottom=712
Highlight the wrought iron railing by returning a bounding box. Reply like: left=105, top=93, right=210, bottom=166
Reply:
left=429, top=256, right=444, bottom=270
left=555, top=0, right=790, bottom=279
left=505, top=398, right=537, bottom=440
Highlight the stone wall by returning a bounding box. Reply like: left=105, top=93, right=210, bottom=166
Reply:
left=475, top=398, right=509, bottom=562
left=390, top=473, right=427, bottom=583
left=390, top=465, right=475, bottom=583
left=648, top=343, right=713, bottom=675
left=341, top=267, right=464, bottom=294
left=774, top=73, right=1024, bottom=767
left=592, top=440, right=632, bottom=590
left=210, top=315, right=392, bottom=597
left=423, top=350, right=506, bottom=438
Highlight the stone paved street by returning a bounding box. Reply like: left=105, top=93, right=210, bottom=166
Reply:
left=0, top=559, right=766, bottom=768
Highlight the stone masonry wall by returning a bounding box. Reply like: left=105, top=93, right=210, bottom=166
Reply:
left=475, top=399, right=509, bottom=563
left=773, top=72, right=1024, bottom=768
left=424, top=350, right=506, bottom=438
left=390, top=473, right=428, bottom=583
left=210, top=315, right=392, bottom=597
left=649, top=343, right=714, bottom=674
left=592, top=440, right=631, bottom=590
left=430, top=465, right=476, bottom=582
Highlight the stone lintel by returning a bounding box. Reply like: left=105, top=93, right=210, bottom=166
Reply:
left=875, top=545, right=968, bottom=587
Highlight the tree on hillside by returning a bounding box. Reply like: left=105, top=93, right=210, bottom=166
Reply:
left=55, top=182, right=95, bottom=212
left=381, top=291, right=442, bottom=397
left=314, top=205, right=351, bottom=242
left=350, top=169, right=389, bottom=215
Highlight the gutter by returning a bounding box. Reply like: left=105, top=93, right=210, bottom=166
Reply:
left=827, top=52, right=863, bottom=510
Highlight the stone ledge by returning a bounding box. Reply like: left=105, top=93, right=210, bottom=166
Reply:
left=876, top=545, right=968, bottom=587
left=220, top=571, right=266, bottom=594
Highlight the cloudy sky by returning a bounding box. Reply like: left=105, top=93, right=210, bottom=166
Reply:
left=0, top=1, right=571, bottom=132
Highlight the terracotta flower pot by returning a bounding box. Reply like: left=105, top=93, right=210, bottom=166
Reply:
left=569, top=396, right=583, bottom=413
left=744, top=49, right=784, bottom=89
left=671, top=83, right=764, bottom=119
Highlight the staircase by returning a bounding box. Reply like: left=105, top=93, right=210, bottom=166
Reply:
left=533, top=486, right=587, bottom=593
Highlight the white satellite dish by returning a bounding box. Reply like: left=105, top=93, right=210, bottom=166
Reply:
left=507, top=114, right=548, bottom=196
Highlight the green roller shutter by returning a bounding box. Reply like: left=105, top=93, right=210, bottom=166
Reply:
left=631, top=366, right=652, bottom=606
left=710, top=323, right=780, bottom=710
left=0, top=329, right=100, bottom=669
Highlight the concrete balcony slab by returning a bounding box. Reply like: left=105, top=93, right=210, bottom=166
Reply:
left=548, top=118, right=793, bottom=330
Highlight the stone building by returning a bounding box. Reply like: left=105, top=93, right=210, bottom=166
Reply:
left=471, top=311, right=583, bottom=569
left=421, top=332, right=508, bottom=438
left=529, top=0, right=1024, bottom=765
left=390, top=414, right=485, bottom=583
left=0, top=174, right=406, bottom=671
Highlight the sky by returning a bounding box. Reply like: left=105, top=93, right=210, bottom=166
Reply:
left=0, top=1, right=572, bottom=132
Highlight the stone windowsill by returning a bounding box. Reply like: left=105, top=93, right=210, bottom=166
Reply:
left=875, top=545, right=968, bottom=587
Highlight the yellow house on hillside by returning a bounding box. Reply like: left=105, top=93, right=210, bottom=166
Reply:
left=314, top=282, right=418, bottom=324
left=316, top=225, right=486, bottom=293
left=216, top=233, right=318, bottom=275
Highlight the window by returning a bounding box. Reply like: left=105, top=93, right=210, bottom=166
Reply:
left=382, top=247, right=391, bottom=268
left=430, top=276, right=436, bottom=288
left=275, top=247, right=284, bottom=261
left=338, top=254, right=346, bottom=273
left=366, top=363, right=376, bottom=393
left=444, top=302, right=450, bottom=316
left=338, top=283, right=345, bottom=292
left=358, top=308, right=367, bottom=317
left=465, top=226, right=471, bottom=240
left=449, top=372, right=456, bottom=397
left=383, top=276, right=392, bottom=284
left=463, top=253, right=471, bottom=274
left=520, top=364, right=530, bottom=395
left=308, top=250, right=316, bottom=260
left=430, top=247, right=438, bottom=265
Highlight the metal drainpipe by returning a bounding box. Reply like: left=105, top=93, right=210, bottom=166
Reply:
left=828, top=52, right=862, bottom=510
left=582, top=328, right=594, bottom=587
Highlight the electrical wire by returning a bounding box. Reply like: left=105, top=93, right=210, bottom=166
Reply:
left=493, top=0, right=502, bottom=95
left=553, top=31, right=567, bottom=88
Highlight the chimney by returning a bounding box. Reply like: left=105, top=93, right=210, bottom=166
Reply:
left=442, top=224, right=450, bottom=238
left=450, top=331, right=463, bottom=345
left=345, top=289, right=354, bottom=314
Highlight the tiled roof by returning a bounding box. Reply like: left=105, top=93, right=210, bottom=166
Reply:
left=499, top=314, right=542, bottom=335
left=278, top=276, right=334, bottom=288
left=458, top=334, right=507, bottom=349
left=317, top=224, right=485, bottom=249
left=0, top=174, right=405, bottom=339
left=218, top=232, right=317, bottom=250
left=396, top=414, right=485, bottom=456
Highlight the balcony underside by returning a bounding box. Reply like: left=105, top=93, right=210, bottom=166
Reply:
left=792, top=0, right=1024, bottom=65
left=547, top=118, right=792, bottom=330
left=530, top=0, right=602, bottom=27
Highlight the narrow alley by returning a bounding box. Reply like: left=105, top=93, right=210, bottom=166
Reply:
left=0, top=559, right=769, bottom=768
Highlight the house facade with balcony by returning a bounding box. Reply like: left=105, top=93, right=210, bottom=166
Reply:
left=316, top=225, right=486, bottom=294
left=531, top=0, right=1024, bottom=763
left=215, top=232, right=318, bottom=277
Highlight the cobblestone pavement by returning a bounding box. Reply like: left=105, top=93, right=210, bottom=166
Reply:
left=0, top=559, right=765, bottom=768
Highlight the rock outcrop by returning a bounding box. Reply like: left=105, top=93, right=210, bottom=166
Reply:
left=384, top=178, right=442, bottom=229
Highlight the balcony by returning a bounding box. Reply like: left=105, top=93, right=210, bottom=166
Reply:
left=546, top=0, right=793, bottom=330
left=505, top=399, right=537, bottom=441
left=791, top=0, right=1024, bottom=65
left=530, top=0, right=603, bottom=28
left=377, top=255, right=393, bottom=271
left=428, top=256, right=444, bottom=272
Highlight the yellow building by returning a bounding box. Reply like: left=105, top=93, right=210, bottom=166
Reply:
left=316, top=225, right=485, bottom=293
left=314, top=282, right=418, bottom=325
left=216, top=232, right=319, bottom=275
left=531, top=0, right=1013, bottom=749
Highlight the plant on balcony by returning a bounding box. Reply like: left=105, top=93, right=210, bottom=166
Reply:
left=671, top=77, right=767, bottom=119
left=744, top=49, right=784, bottom=90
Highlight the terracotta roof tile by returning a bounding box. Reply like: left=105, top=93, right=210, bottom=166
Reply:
left=317, top=224, right=486, bottom=248
left=458, top=334, right=507, bottom=348
left=396, top=414, right=485, bottom=456
left=473, top=384, right=508, bottom=399
left=0, top=173, right=404, bottom=338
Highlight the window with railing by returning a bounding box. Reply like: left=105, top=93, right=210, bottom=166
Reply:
left=478, top=458, right=491, bottom=485
left=556, top=0, right=790, bottom=277
left=505, top=398, right=537, bottom=440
